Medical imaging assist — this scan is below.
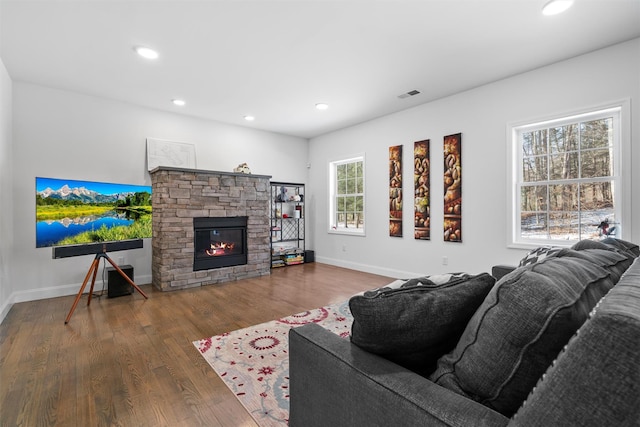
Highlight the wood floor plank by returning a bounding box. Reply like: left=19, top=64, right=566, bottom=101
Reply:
left=0, top=262, right=393, bottom=426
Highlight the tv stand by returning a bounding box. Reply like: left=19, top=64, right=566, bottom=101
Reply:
left=64, top=252, right=148, bottom=324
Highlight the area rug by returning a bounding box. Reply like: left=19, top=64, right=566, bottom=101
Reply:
left=193, top=300, right=352, bottom=426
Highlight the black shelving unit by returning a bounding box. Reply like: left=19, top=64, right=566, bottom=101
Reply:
left=270, top=182, right=305, bottom=268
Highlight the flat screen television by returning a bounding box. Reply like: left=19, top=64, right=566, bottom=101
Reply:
left=36, top=177, right=152, bottom=257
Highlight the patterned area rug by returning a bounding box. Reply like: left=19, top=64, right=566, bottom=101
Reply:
left=193, top=300, right=352, bottom=426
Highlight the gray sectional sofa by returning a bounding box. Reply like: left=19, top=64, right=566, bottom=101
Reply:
left=289, top=238, right=640, bottom=426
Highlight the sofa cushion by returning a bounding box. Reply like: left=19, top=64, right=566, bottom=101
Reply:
left=601, top=237, right=640, bottom=258
left=572, top=238, right=640, bottom=258
left=430, top=253, right=617, bottom=417
left=564, top=246, right=635, bottom=283
left=349, top=273, right=495, bottom=376
left=571, top=239, right=612, bottom=251
left=511, top=257, right=640, bottom=426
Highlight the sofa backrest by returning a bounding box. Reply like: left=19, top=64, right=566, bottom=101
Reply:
left=509, top=256, right=640, bottom=427
left=430, top=246, right=631, bottom=416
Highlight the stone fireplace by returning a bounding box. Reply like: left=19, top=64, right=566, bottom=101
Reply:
left=150, top=167, right=271, bottom=291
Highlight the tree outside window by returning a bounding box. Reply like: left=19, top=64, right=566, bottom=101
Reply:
left=514, top=107, right=621, bottom=244
left=330, top=156, right=365, bottom=235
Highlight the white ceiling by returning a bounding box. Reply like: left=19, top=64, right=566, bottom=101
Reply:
left=2, top=0, right=639, bottom=139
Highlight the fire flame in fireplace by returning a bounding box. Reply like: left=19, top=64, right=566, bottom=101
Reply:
left=205, top=241, right=235, bottom=256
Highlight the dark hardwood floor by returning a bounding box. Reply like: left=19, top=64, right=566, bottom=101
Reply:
left=0, top=263, right=393, bottom=426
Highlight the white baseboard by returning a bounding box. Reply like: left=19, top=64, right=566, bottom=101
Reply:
left=0, top=274, right=152, bottom=325
left=315, top=256, right=422, bottom=280
left=0, top=298, right=13, bottom=325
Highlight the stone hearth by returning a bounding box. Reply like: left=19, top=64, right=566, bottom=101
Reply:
left=150, top=167, right=272, bottom=291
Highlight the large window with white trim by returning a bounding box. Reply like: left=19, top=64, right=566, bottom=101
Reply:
left=329, top=155, right=365, bottom=235
left=512, top=106, right=622, bottom=245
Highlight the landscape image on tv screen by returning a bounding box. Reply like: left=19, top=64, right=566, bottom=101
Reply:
left=36, top=177, right=152, bottom=248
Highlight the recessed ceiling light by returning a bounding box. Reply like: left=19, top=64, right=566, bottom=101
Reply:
left=244, top=115, right=255, bottom=121
left=542, top=0, right=574, bottom=16
left=134, top=46, right=159, bottom=60
left=172, top=99, right=186, bottom=106
left=315, top=103, right=329, bottom=110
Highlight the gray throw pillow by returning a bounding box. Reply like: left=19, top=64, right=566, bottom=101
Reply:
left=430, top=254, right=616, bottom=417
left=349, top=272, right=495, bottom=376
left=518, top=246, right=562, bottom=267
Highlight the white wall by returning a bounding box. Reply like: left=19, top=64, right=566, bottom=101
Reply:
left=9, top=83, right=308, bottom=308
left=0, top=58, right=14, bottom=321
left=3, top=39, right=639, bottom=322
left=309, top=39, right=640, bottom=279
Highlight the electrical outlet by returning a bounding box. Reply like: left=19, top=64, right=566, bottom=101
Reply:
left=118, top=256, right=125, bottom=265
left=442, top=256, right=448, bottom=266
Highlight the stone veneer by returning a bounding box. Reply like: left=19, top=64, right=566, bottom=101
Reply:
left=150, top=166, right=272, bottom=291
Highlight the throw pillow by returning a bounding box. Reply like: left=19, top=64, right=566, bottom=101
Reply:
left=349, top=272, right=495, bottom=377
left=429, top=253, right=616, bottom=417
left=518, top=246, right=562, bottom=267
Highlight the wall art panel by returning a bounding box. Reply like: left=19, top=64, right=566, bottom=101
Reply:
left=414, top=139, right=430, bottom=240
left=389, top=145, right=403, bottom=237
left=443, top=133, right=462, bottom=242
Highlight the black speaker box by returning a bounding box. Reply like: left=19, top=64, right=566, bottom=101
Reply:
left=304, top=250, right=315, bottom=263
left=107, top=265, right=134, bottom=298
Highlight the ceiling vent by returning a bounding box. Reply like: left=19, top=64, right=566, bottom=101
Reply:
left=398, top=89, right=421, bottom=99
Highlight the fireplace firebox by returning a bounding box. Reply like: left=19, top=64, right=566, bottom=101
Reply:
left=193, top=217, right=248, bottom=271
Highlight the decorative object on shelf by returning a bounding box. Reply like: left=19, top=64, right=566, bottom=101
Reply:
left=414, top=139, right=430, bottom=240
left=276, top=185, right=288, bottom=202
left=389, top=145, right=403, bottom=237
left=233, top=162, right=251, bottom=174
left=443, top=133, right=462, bottom=242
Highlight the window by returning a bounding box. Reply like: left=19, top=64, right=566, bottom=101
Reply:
left=329, top=155, right=365, bottom=235
left=511, top=106, right=623, bottom=246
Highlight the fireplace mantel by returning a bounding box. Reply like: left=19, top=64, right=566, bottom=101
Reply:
left=150, top=167, right=272, bottom=291
left=150, top=166, right=272, bottom=180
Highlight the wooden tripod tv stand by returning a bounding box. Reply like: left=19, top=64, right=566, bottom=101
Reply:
left=64, top=251, right=148, bottom=324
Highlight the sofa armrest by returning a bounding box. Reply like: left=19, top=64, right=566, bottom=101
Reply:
left=492, top=264, right=517, bottom=281
left=289, top=323, right=508, bottom=427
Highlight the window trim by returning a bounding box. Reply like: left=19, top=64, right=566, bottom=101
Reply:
left=507, top=100, right=630, bottom=248
left=328, top=153, right=366, bottom=236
